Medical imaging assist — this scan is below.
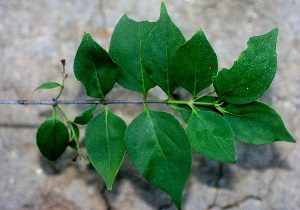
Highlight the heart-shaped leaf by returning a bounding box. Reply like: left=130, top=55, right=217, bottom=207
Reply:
left=125, top=109, right=192, bottom=209
left=74, top=33, right=119, bottom=100
left=170, top=30, right=218, bottom=98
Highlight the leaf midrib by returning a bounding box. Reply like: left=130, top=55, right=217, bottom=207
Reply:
left=145, top=110, right=176, bottom=192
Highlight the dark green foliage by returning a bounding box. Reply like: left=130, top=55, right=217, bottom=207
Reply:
left=74, top=104, right=98, bottom=125
left=213, top=28, right=278, bottom=104
left=109, top=14, right=156, bottom=97
left=35, top=3, right=295, bottom=210
left=85, top=106, right=127, bottom=190
left=125, top=109, right=191, bottom=209
left=74, top=33, right=119, bottom=100
left=36, top=108, right=69, bottom=161
left=219, top=102, right=296, bottom=144
left=171, top=30, right=218, bottom=98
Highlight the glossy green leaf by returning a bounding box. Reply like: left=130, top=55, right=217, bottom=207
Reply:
left=187, top=109, right=235, bottom=163
left=125, top=109, right=192, bottom=209
left=219, top=101, right=296, bottom=144
left=68, top=123, right=80, bottom=149
left=85, top=106, right=127, bottom=190
left=34, top=82, right=61, bottom=91
left=170, top=30, right=218, bottom=98
left=73, top=104, right=98, bottom=125
left=109, top=14, right=156, bottom=97
left=143, top=2, right=186, bottom=97
left=170, top=96, right=218, bottom=123
left=74, top=33, right=119, bottom=100
left=36, top=108, right=69, bottom=161
left=213, top=28, right=278, bottom=104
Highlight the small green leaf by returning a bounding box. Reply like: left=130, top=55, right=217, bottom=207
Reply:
left=68, top=123, right=80, bottom=149
left=143, top=2, right=186, bottom=97
left=109, top=14, right=156, bottom=97
left=85, top=106, right=127, bottom=190
left=74, top=33, right=119, bottom=100
left=36, top=108, right=69, bottom=161
left=171, top=30, right=218, bottom=98
left=125, top=109, right=192, bottom=209
left=73, top=104, right=98, bottom=125
left=220, top=102, right=296, bottom=144
left=213, top=28, right=278, bottom=104
left=187, top=109, right=235, bottom=163
left=34, top=82, right=61, bottom=91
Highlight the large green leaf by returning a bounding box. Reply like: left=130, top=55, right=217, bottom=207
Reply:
left=219, top=102, right=296, bottom=144
left=109, top=15, right=156, bottom=97
left=74, top=33, right=119, bottom=100
left=213, top=28, right=278, bottom=104
left=143, top=2, right=186, bottom=97
left=187, top=109, right=235, bottom=163
left=125, top=109, right=192, bottom=209
left=170, top=30, right=218, bottom=98
left=85, top=106, right=127, bottom=190
left=36, top=108, right=69, bottom=161
left=73, top=104, right=98, bottom=125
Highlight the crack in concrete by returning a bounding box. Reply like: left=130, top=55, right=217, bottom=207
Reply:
left=206, top=162, right=224, bottom=209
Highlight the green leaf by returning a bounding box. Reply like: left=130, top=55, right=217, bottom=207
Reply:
left=187, top=109, right=235, bottom=163
left=85, top=106, right=127, bottom=190
left=73, top=104, right=98, bottom=125
left=109, top=14, right=156, bottom=97
left=36, top=108, right=69, bottom=161
left=125, top=109, right=192, bottom=209
left=74, top=33, right=119, bottom=100
left=143, top=2, right=186, bottom=97
left=170, top=96, right=218, bottom=123
left=68, top=123, right=80, bottom=149
left=219, top=101, right=296, bottom=144
left=213, top=28, right=278, bottom=104
left=170, top=30, right=218, bottom=98
left=34, top=82, right=61, bottom=91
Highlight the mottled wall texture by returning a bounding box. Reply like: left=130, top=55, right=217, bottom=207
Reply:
left=0, top=1, right=299, bottom=209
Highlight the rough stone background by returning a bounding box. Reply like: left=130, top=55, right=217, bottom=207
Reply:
left=0, top=0, right=299, bottom=209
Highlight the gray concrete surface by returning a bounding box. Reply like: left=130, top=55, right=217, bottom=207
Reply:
left=0, top=0, right=299, bottom=209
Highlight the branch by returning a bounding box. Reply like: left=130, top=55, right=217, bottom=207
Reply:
left=0, top=100, right=167, bottom=105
